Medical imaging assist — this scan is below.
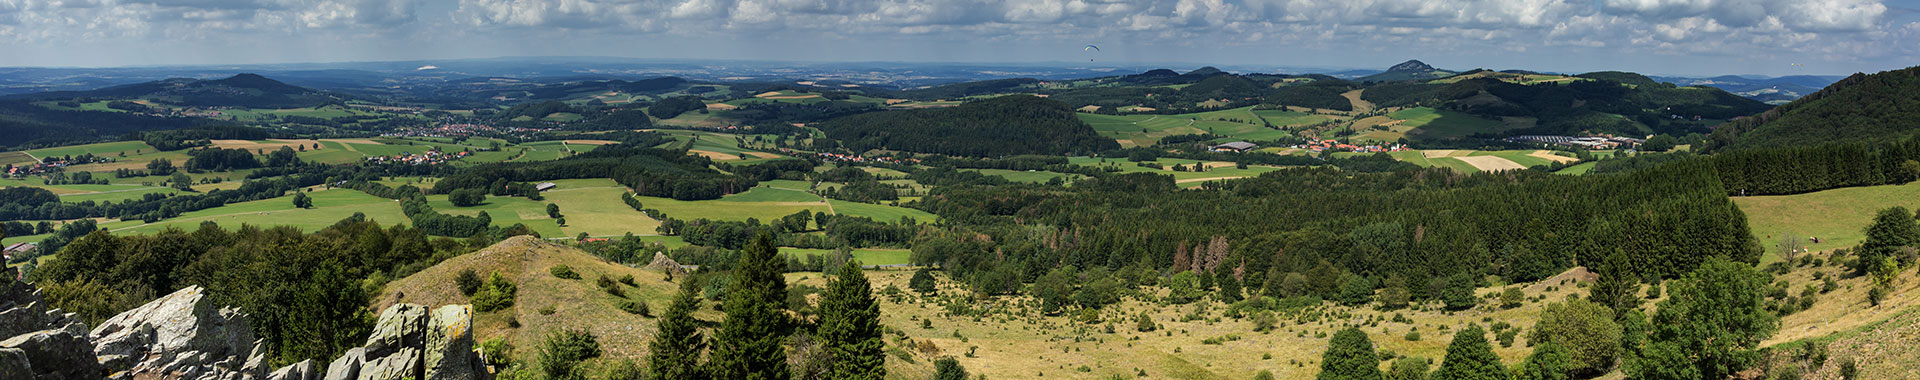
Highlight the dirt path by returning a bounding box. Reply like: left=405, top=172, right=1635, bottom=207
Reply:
left=1341, top=89, right=1375, bottom=114
left=1455, top=155, right=1526, bottom=172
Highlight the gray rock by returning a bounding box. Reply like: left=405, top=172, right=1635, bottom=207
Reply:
left=356, top=347, right=421, bottom=380
left=422, top=305, right=474, bottom=380
left=362, top=304, right=426, bottom=358
left=268, top=359, right=316, bottom=380
left=323, top=347, right=365, bottom=380
left=240, top=339, right=270, bottom=379
left=0, top=328, right=104, bottom=380
left=0, top=348, right=29, bottom=380
left=91, top=285, right=256, bottom=376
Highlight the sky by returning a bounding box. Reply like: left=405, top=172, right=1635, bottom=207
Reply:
left=1, top=0, right=1917, bottom=76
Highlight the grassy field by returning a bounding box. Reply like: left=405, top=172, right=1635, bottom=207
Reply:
left=720, top=186, right=823, bottom=202
left=0, top=151, right=35, bottom=165
left=1392, top=107, right=1508, bottom=140
left=539, top=179, right=664, bottom=237
left=777, top=247, right=914, bottom=266
left=24, top=140, right=154, bottom=159
left=1555, top=162, right=1597, bottom=175
left=1079, top=107, right=1300, bottom=147
left=1068, top=157, right=1285, bottom=186
left=96, top=188, right=411, bottom=235
left=963, top=168, right=1082, bottom=184
left=829, top=200, right=937, bottom=223
left=55, top=185, right=178, bottom=203
left=1733, top=182, right=1920, bottom=259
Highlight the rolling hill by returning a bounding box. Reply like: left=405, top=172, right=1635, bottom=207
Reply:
left=1703, top=65, right=1920, bottom=152
left=1356, top=60, right=1457, bottom=82
left=6, top=73, right=340, bottom=109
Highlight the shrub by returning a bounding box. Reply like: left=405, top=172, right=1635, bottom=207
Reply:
left=550, top=265, right=581, bottom=279
left=619, top=300, right=651, bottom=317
left=934, top=357, right=967, bottom=380
left=472, top=272, right=518, bottom=312
left=1501, top=288, right=1525, bottom=308
left=537, top=329, right=601, bottom=380
left=619, top=274, right=637, bottom=286
left=1134, top=311, right=1158, bottom=332
left=456, top=269, right=483, bottom=296
left=1868, top=285, right=1889, bottom=306
left=1840, top=358, right=1858, bottom=379
left=480, top=337, right=514, bottom=366
left=1404, top=331, right=1421, bottom=341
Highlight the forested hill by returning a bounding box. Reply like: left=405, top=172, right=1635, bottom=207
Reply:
left=814, top=95, right=1119, bottom=157
left=6, top=73, right=339, bottom=109
left=1703, top=65, right=1920, bottom=152
left=0, top=100, right=235, bottom=149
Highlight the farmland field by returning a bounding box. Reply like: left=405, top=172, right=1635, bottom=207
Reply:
left=0, top=151, right=35, bottom=165
left=963, top=168, right=1082, bottom=183
left=1733, top=181, right=1920, bottom=261
left=1393, top=107, right=1508, bottom=140
left=828, top=199, right=936, bottom=223
left=1079, top=107, right=1300, bottom=147
left=24, top=141, right=154, bottom=159
left=98, top=189, right=411, bottom=236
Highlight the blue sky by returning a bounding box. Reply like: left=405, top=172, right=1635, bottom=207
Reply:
left=2, top=0, right=1916, bottom=76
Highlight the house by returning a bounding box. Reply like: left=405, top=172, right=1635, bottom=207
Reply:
left=536, top=182, right=558, bottom=192
left=1210, top=141, right=1258, bottom=153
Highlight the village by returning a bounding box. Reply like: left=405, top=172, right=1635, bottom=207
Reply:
left=363, top=149, right=470, bottom=165
left=1504, top=135, right=1647, bottom=149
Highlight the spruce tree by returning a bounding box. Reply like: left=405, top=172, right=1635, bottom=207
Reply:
left=649, top=274, right=707, bottom=379
left=1432, top=325, right=1506, bottom=380
left=820, top=260, right=885, bottom=380
left=1588, top=250, right=1641, bottom=315
left=1319, top=327, right=1383, bottom=380
left=710, top=232, right=790, bottom=379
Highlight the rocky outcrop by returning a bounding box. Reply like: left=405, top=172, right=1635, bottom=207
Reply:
left=91, top=285, right=262, bottom=380
left=646, top=251, right=690, bottom=277
left=335, top=304, right=487, bottom=380
left=0, top=279, right=488, bottom=380
left=0, top=279, right=102, bottom=380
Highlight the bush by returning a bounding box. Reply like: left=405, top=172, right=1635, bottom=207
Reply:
left=472, top=272, right=517, bottom=312
left=1404, top=331, right=1421, bottom=341
left=619, top=300, right=651, bottom=317
left=480, top=337, right=514, bottom=366
left=1868, top=285, right=1889, bottom=306
left=1135, top=311, right=1158, bottom=332
left=1840, top=357, right=1858, bottom=379
left=910, top=269, right=938, bottom=294
left=456, top=269, right=483, bottom=296
left=619, top=274, right=637, bottom=286
left=550, top=265, right=581, bottom=279
left=1501, top=288, right=1525, bottom=308
left=934, top=356, right=968, bottom=380
left=537, top=329, right=602, bottom=380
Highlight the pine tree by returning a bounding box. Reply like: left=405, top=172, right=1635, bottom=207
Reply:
left=710, top=232, right=790, bottom=379
left=820, top=260, right=885, bottom=380
left=649, top=274, right=707, bottom=379
left=1432, top=325, right=1506, bottom=380
left=1319, top=327, right=1383, bottom=380
left=1589, top=250, right=1641, bottom=315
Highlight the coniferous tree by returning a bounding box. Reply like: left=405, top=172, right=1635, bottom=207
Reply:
left=650, top=274, right=708, bottom=379
left=1588, top=250, right=1641, bottom=315
left=710, top=232, right=790, bottom=379
left=1432, top=325, right=1506, bottom=380
left=819, top=260, right=885, bottom=380
left=1319, top=327, right=1383, bottom=380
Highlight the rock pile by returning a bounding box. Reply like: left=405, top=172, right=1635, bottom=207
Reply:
left=323, top=304, right=485, bottom=380
left=0, top=279, right=103, bottom=380
left=91, top=285, right=266, bottom=380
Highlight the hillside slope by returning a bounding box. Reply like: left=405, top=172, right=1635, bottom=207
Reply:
left=7, top=73, right=339, bottom=109
left=376, top=236, right=704, bottom=363
left=1705, top=66, right=1920, bottom=152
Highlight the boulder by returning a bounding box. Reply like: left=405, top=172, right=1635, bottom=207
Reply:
left=268, top=359, right=316, bottom=380
left=0, top=328, right=104, bottom=380
left=356, top=347, right=421, bottom=380
left=362, top=304, right=427, bottom=358
left=322, top=347, right=365, bottom=380
left=646, top=251, right=690, bottom=277
left=422, top=305, right=475, bottom=380
left=91, top=285, right=256, bottom=377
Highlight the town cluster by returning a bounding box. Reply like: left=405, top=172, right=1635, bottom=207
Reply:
left=1288, top=139, right=1409, bottom=153
left=793, top=150, right=921, bottom=165
left=383, top=123, right=545, bottom=139
left=1505, top=135, right=1646, bottom=149
left=364, top=150, right=470, bottom=165
left=5, top=156, right=107, bottom=178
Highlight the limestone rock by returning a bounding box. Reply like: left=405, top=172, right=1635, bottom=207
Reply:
left=268, top=359, right=316, bottom=380
left=363, top=304, right=427, bottom=359
left=0, top=328, right=104, bottom=380
left=646, top=251, right=690, bottom=277
left=422, top=305, right=474, bottom=380
left=91, top=285, right=256, bottom=377
left=323, top=347, right=365, bottom=380
left=356, top=347, right=421, bottom=380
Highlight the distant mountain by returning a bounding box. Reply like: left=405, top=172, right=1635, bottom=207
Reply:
left=1704, top=66, right=1920, bottom=152
left=1358, top=60, right=1457, bottom=82
left=1388, top=60, right=1437, bottom=72
left=5, top=73, right=339, bottom=109
left=1650, top=75, right=1843, bottom=105
left=1360, top=72, right=1770, bottom=139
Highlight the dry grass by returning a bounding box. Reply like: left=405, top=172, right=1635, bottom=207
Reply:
left=1527, top=150, right=1579, bottom=164
left=689, top=150, right=741, bottom=160
left=378, top=236, right=703, bottom=363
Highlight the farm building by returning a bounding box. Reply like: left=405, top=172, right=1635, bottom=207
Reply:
left=1210, top=141, right=1258, bottom=152
left=4, top=242, right=33, bottom=256
left=536, top=182, right=558, bottom=192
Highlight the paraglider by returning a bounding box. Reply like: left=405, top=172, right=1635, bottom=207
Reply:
left=1084, top=44, right=1100, bottom=62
